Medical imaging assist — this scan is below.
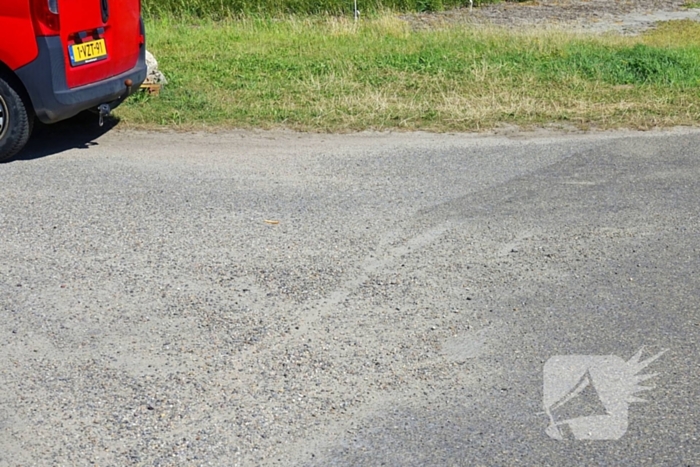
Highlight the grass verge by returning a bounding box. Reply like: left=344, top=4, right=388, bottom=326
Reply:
left=117, top=17, right=700, bottom=132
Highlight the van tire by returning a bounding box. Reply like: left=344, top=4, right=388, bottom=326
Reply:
left=0, top=76, right=33, bottom=163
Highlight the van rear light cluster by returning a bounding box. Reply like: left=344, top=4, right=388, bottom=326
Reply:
left=31, top=0, right=61, bottom=36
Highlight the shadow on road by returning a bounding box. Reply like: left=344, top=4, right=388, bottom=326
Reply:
left=7, top=112, right=119, bottom=163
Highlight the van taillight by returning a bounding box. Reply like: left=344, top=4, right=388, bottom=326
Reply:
left=31, top=0, right=61, bottom=36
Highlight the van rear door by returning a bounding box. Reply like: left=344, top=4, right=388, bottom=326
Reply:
left=58, top=0, right=142, bottom=88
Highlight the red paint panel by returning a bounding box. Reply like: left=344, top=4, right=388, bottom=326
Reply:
left=61, top=0, right=141, bottom=88
left=0, top=2, right=40, bottom=70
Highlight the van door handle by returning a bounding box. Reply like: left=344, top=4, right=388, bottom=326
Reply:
left=101, top=0, right=109, bottom=23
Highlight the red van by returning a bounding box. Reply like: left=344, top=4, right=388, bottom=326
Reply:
left=0, top=0, right=146, bottom=161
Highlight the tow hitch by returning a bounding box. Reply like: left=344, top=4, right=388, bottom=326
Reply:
left=96, top=79, right=134, bottom=127
left=97, top=103, right=111, bottom=127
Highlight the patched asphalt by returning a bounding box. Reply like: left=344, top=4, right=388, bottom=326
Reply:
left=1, top=126, right=698, bottom=466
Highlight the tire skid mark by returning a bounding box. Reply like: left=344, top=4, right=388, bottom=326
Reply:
left=294, top=222, right=452, bottom=336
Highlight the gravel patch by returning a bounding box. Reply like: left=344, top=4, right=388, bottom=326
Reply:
left=400, top=0, right=700, bottom=34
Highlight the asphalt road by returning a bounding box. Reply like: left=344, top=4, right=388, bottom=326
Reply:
left=1, top=123, right=698, bottom=466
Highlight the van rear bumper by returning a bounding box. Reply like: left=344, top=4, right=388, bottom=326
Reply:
left=15, top=33, right=147, bottom=124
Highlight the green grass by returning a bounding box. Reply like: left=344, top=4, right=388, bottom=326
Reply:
left=117, top=17, right=700, bottom=131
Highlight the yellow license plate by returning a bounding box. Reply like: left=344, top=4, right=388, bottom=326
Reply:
left=69, top=39, right=108, bottom=66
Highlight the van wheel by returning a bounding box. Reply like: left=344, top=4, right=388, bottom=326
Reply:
left=0, top=77, right=33, bottom=163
